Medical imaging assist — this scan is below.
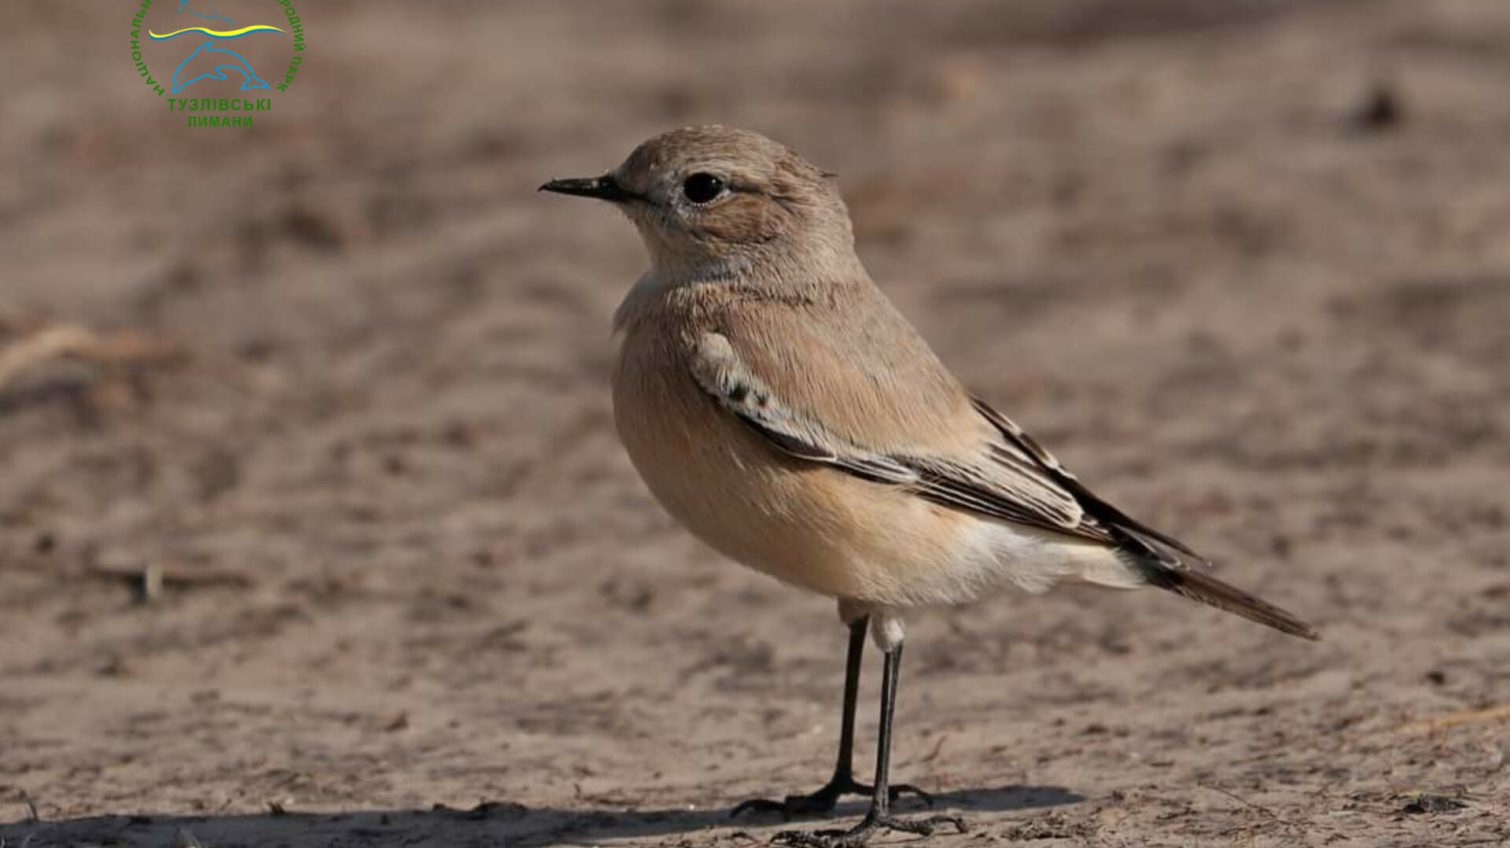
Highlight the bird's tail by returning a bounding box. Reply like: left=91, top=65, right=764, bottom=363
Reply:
left=1141, top=566, right=1319, bottom=641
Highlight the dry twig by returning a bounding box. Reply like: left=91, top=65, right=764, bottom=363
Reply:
left=1401, top=703, right=1510, bottom=733
left=0, top=322, right=183, bottom=394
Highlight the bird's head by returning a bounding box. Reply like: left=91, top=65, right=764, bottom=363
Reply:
left=541, top=125, right=855, bottom=279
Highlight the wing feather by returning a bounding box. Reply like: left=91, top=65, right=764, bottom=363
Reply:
left=970, top=397, right=1210, bottom=567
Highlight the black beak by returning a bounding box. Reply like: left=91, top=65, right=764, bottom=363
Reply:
left=538, top=174, right=639, bottom=203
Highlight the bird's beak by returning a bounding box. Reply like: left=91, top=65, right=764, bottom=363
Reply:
left=538, top=174, right=640, bottom=203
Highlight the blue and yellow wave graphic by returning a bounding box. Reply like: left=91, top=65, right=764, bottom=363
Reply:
left=147, top=24, right=284, bottom=41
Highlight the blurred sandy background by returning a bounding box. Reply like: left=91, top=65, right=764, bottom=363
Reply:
left=2, top=1, right=1509, bottom=846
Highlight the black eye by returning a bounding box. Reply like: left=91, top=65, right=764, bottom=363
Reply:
left=682, top=173, right=725, bottom=204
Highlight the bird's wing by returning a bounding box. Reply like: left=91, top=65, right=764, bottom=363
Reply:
left=691, top=325, right=1309, bottom=633
left=690, top=329, right=1168, bottom=553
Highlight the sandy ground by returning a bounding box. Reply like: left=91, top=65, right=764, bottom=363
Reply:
left=3, top=1, right=1509, bottom=846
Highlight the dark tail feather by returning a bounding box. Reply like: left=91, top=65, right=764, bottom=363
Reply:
left=1143, top=567, right=1319, bottom=641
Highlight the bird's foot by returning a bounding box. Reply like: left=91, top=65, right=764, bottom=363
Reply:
left=772, top=811, right=967, bottom=847
left=730, top=777, right=931, bottom=820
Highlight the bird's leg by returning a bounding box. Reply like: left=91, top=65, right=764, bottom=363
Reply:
left=731, top=617, right=929, bottom=820
left=773, top=643, right=967, bottom=846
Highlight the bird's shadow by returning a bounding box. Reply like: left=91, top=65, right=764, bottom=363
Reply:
left=0, top=786, right=1081, bottom=847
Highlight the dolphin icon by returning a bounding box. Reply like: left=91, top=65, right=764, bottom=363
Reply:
left=169, top=40, right=271, bottom=94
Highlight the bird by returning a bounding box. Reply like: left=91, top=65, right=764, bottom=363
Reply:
left=541, top=125, right=1318, bottom=847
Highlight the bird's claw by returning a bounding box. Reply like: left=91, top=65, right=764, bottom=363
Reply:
left=773, top=812, right=967, bottom=847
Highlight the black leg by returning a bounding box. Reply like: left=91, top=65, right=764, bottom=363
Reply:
left=831, top=615, right=867, bottom=785
left=731, top=618, right=930, bottom=820
left=773, top=644, right=967, bottom=846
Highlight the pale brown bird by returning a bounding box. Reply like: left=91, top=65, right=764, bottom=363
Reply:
left=542, top=125, right=1317, bottom=847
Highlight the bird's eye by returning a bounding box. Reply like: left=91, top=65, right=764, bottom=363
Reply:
left=682, top=173, right=726, bottom=204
